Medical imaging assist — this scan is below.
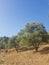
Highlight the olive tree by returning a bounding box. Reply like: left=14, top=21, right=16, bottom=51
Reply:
left=17, top=22, right=47, bottom=52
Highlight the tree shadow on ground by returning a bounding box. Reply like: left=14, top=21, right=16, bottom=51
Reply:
left=16, top=47, right=34, bottom=52
left=39, top=47, right=49, bottom=54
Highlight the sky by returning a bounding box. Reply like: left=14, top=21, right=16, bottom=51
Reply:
left=0, top=0, right=49, bottom=37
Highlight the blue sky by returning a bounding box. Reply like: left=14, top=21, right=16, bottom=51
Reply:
left=0, top=0, right=49, bottom=37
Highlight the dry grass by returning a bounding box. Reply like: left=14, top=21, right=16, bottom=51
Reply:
left=0, top=44, right=49, bottom=65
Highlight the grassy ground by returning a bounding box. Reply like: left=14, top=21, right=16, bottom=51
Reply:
left=0, top=44, right=49, bottom=65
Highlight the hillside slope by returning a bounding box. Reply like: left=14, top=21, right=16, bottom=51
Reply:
left=0, top=44, right=49, bottom=65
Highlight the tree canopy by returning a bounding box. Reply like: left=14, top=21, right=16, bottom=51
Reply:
left=0, top=22, right=48, bottom=52
left=17, top=22, right=47, bottom=51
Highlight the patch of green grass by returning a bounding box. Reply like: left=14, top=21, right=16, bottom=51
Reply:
left=0, top=60, right=4, bottom=64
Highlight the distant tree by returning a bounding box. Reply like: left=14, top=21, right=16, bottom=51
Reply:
left=47, top=32, right=49, bottom=43
left=0, top=36, right=9, bottom=49
left=8, top=36, right=16, bottom=49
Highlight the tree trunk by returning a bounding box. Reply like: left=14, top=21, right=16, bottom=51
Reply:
left=35, top=43, right=40, bottom=52
left=35, top=47, right=38, bottom=52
